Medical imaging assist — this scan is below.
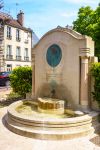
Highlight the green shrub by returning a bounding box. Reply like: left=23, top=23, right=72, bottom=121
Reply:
left=10, top=66, right=32, bottom=97
left=91, top=62, right=100, bottom=107
left=0, top=92, right=23, bottom=108
left=7, top=92, right=23, bottom=100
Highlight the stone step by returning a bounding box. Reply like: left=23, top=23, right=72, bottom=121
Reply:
left=7, top=115, right=93, bottom=131
left=5, top=116, right=94, bottom=140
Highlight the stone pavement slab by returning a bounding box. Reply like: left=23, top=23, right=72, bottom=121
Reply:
left=0, top=107, right=100, bottom=150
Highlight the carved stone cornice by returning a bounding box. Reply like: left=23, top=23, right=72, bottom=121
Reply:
left=33, top=27, right=87, bottom=49
left=79, top=48, right=90, bottom=58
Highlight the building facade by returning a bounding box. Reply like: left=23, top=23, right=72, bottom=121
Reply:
left=0, top=10, right=32, bottom=72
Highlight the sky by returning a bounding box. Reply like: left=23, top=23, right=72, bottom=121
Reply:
left=2, top=0, right=100, bottom=38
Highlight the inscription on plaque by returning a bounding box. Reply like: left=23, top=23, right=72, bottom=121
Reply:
left=46, top=73, right=62, bottom=82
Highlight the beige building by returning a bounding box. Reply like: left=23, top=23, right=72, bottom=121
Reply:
left=0, top=10, right=32, bottom=72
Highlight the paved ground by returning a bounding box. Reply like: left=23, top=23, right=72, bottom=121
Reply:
left=0, top=88, right=100, bottom=150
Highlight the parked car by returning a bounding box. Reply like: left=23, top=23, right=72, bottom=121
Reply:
left=0, top=71, right=11, bottom=86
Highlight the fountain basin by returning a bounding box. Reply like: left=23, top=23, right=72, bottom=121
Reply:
left=5, top=100, right=95, bottom=140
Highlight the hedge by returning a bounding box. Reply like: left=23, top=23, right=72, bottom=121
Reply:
left=91, top=62, right=100, bottom=107
left=10, top=66, right=32, bottom=97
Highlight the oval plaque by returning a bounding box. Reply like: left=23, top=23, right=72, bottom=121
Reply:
left=46, top=44, right=62, bottom=67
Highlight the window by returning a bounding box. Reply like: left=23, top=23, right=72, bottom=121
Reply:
left=24, top=48, right=29, bottom=61
left=16, top=47, right=21, bottom=60
left=7, top=64, right=12, bottom=71
left=24, top=32, right=28, bottom=43
left=7, top=26, right=12, bottom=39
left=16, top=47, right=20, bottom=56
left=24, top=48, right=28, bottom=57
left=7, top=45, right=12, bottom=55
left=6, top=45, right=13, bottom=59
left=16, top=29, right=20, bottom=41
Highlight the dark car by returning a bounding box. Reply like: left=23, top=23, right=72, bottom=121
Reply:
left=0, top=71, right=11, bottom=86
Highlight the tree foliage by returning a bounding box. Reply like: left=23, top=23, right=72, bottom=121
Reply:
left=10, top=66, right=32, bottom=97
left=73, top=5, right=100, bottom=59
left=91, top=63, right=100, bottom=107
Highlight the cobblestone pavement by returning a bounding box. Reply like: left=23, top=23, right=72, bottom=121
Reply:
left=0, top=107, right=100, bottom=150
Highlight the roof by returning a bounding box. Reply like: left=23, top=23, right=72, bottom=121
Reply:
left=0, top=12, right=32, bottom=32
left=32, top=32, right=39, bottom=47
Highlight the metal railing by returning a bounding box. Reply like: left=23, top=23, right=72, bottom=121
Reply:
left=16, top=56, right=21, bottom=61
left=24, top=56, right=29, bottom=61
left=6, top=55, right=13, bottom=60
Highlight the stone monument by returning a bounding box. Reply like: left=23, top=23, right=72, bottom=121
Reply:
left=32, top=26, right=97, bottom=110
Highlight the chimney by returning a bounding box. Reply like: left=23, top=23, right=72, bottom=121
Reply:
left=17, top=10, right=24, bottom=26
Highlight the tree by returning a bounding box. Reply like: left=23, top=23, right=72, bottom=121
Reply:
left=73, top=4, right=100, bottom=59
